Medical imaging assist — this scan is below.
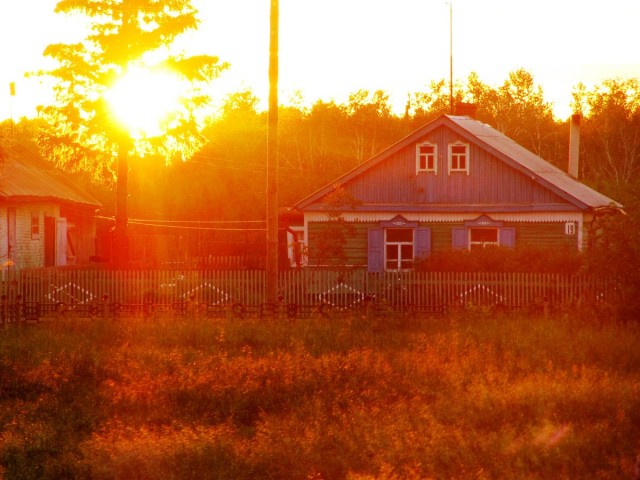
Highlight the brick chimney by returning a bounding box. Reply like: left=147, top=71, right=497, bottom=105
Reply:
left=455, top=102, right=477, bottom=118
left=568, top=113, right=581, bottom=178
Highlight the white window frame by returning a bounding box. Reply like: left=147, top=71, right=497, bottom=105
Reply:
left=384, top=228, right=414, bottom=271
left=416, top=142, right=437, bottom=174
left=31, top=211, right=40, bottom=240
left=448, top=142, right=470, bottom=175
left=469, top=227, right=499, bottom=250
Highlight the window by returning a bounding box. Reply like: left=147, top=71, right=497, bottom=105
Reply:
left=31, top=212, right=40, bottom=240
left=448, top=142, right=469, bottom=174
left=385, top=228, right=414, bottom=270
left=368, top=217, right=431, bottom=273
left=452, top=215, right=516, bottom=250
left=469, top=228, right=498, bottom=249
left=416, top=142, right=437, bottom=173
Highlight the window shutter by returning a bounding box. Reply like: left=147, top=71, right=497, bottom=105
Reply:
left=415, top=227, right=431, bottom=259
left=452, top=228, right=468, bottom=249
left=56, top=218, right=68, bottom=266
left=368, top=227, right=383, bottom=273
left=499, top=227, right=516, bottom=248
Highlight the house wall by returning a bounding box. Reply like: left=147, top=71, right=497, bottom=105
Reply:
left=306, top=217, right=581, bottom=268
left=0, top=202, right=62, bottom=268
left=0, top=202, right=97, bottom=268
left=60, top=205, right=97, bottom=264
left=344, top=126, right=570, bottom=207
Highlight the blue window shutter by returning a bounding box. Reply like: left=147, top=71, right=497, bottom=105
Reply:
left=500, top=227, right=516, bottom=248
left=368, top=228, right=384, bottom=273
left=415, top=227, right=431, bottom=259
left=452, top=228, right=468, bottom=249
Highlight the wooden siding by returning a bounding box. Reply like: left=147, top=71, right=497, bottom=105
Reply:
left=61, top=205, right=97, bottom=264
left=335, top=126, right=571, bottom=208
left=306, top=220, right=579, bottom=267
left=512, top=222, right=578, bottom=249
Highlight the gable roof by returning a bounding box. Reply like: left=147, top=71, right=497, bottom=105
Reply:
left=294, top=114, right=622, bottom=212
left=0, top=139, right=101, bottom=208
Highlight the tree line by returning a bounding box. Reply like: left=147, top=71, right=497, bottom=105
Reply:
left=2, top=70, right=639, bottom=219
left=118, top=70, right=638, bottom=220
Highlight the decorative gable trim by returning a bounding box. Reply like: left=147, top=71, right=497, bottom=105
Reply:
left=305, top=211, right=583, bottom=224
left=463, top=214, right=503, bottom=228
left=380, top=215, right=416, bottom=228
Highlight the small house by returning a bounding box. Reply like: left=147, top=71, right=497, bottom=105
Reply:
left=0, top=139, right=101, bottom=268
left=290, top=114, right=622, bottom=271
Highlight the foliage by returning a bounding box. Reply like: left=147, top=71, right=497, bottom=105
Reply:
left=409, top=79, right=456, bottom=126
left=33, top=0, right=227, bottom=183
left=416, top=245, right=584, bottom=274
left=313, top=184, right=360, bottom=267
left=573, top=78, right=640, bottom=188
left=343, top=90, right=402, bottom=163
left=16, top=69, right=638, bottom=236
left=0, top=313, right=639, bottom=479
left=582, top=192, right=640, bottom=322
left=465, top=69, right=565, bottom=166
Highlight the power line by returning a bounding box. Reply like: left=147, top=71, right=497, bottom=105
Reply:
left=96, top=215, right=268, bottom=231
left=129, top=218, right=266, bottom=224
left=128, top=220, right=266, bottom=231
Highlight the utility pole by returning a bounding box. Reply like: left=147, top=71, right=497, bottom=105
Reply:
left=266, top=0, right=279, bottom=303
left=9, top=82, right=15, bottom=135
left=114, top=140, right=129, bottom=266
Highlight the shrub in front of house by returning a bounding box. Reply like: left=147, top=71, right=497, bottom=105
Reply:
left=415, top=245, right=583, bottom=274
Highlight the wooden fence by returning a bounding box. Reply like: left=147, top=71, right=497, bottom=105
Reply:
left=2, top=268, right=618, bottom=312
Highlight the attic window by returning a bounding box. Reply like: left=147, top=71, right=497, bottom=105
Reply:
left=448, top=142, right=469, bottom=174
left=31, top=212, right=40, bottom=240
left=416, top=142, right=437, bottom=174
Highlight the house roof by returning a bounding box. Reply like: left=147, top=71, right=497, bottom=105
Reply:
left=294, top=114, right=622, bottom=212
left=0, top=139, right=101, bottom=208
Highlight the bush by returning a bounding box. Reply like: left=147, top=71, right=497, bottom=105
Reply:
left=416, top=245, right=583, bottom=274
left=583, top=206, right=640, bottom=322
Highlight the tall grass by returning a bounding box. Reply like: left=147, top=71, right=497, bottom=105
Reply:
left=1, top=312, right=639, bottom=479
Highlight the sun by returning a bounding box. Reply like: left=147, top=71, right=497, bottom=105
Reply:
left=106, top=66, right=184, bottom=138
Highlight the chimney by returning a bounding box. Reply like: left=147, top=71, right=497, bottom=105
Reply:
left=455, top=102, right=477, bottom=118
left=568, top=113, right=581, bottom=178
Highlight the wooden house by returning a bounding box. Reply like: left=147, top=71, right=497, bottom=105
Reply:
left=0, top=139, right=101, bottom=268
left=290, top=114, right=622, bottom=272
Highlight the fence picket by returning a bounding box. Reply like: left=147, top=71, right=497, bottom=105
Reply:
left=3, top=267, right=617, bottom=314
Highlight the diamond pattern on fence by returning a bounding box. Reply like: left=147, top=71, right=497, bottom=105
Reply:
left=318, top=281, right=367, bottom=311
left=181, top=282, right=232, bottom=306
left=457, top=284, right=506, bottom=306
left=46, top=282, right=96, bottom=304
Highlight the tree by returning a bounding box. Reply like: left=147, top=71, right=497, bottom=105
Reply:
left=35, top=0, right=227, bottom=263
left=465, top=70, right=562, bottom=164
left=573, top=79, right=640, bottom=190
left=314, top=184, right=360, bottom=267
left=344, top=90, right=399, bottom=163
left=409, top=79, right=461, bottom=128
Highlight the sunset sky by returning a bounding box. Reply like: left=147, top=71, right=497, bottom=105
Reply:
left=1, top=0, right=639, bottom=123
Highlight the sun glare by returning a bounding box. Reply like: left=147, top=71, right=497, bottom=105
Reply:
left=106, top=66, right=184, bottom=138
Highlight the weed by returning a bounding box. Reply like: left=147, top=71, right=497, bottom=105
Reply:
left=0, top=312, right=638, bottom=479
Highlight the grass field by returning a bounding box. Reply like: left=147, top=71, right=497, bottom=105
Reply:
left=1, top=310, right=639, bottom=479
